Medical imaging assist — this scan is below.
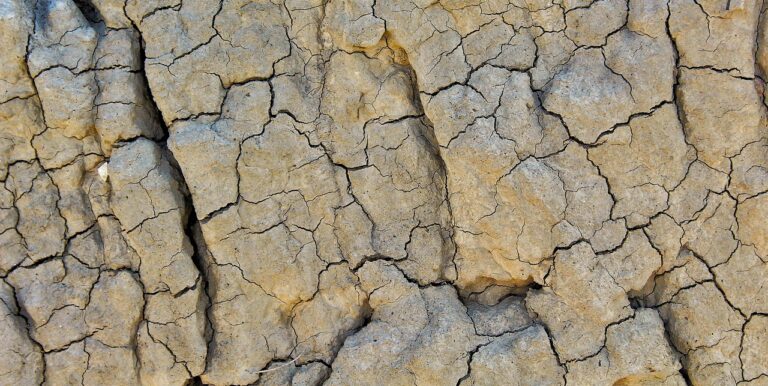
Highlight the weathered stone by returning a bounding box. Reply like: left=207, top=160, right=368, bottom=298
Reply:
left=659, top=283, right=745, bottom=385
left=168, top=120, right=239, bottom=219
left=326, top=261, right=484, bottom=385
left=0, top=0, right=35, bottom=103
left=461, top=325, right=565, bottom=386
left=667, top=160, right=729, bottom=223
left=0, top=0, right=766, bottom=383
left=729, top=139, right=768, bottom=200
left=589, top=104, right=694, bottom=227
left=543, top=48, right=634, bottom=143
left=643, top=249, right=712, bottom=307
left=713, top=245, right=768, bottom=316
left=527, top=242, right=633, bottom=362
left=466, top=295, right=532, bottom=337
left=670, top=0, right=761, bottom=77
left=565, top=0, right=628, bottom=47
left=566, top=309, right=682, bottom=385
left=0, top=279, right=43, bottom=386
left=743, top=315, right=768, bottom=382
left=7, top=257, right=97, bottom=351
left=737, top=193, right=768, bottom=258
left=677, top=68, right=766, bottom=172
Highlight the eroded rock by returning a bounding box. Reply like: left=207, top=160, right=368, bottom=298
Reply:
left=1, top=0, right=766, bottom=384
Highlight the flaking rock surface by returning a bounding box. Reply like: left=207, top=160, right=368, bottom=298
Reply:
left=1, top=0, right=767, bottom=385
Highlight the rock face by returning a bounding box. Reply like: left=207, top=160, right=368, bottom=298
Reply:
left=0, top=0, right=767, bottom=385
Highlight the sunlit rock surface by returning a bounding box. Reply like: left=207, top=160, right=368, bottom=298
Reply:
left=1, top=0, right=767, bottom=385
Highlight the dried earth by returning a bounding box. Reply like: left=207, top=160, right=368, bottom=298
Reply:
left=1, top=0, right=768, bottom=385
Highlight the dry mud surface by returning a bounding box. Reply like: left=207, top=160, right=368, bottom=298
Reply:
left=1, top=0, right=768, bottom=385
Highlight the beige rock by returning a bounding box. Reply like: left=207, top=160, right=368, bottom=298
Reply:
left=667, top=161, right=729, bottom=223
left=565, top=0, right=628, bottom=47
left=44, top=341, right=87, bottom=386
left=26, top=0, right=96, bottom=78
left=139, top=0, right=289, bottom=124
left=603, top=26, right=676, bottom=113
left=212, top=0, right=291, bottom=83
left=7, top=256, right=97, bottom=351
left=0, top=0, right=766, bottom=383
left=85, top=271, right=143, bottom=347
left=670, top=0, right=761, bottom=76
left=713, top=245, right=768, bottom=316
left=446, top=133, right=610, bottom=293
left=729, top=139, right=768, bottom=200
left=461, top=325, right=565, bottom=386
left=319, top=51, right=420, bottom=167
left=6, top=162, right=67, bottom=263
left=737, top=193, right=768, bottom=258
left=743, top=315, right=768, bottom=382
left=89, top=0, right=133, bottom=29
left=527, top=242, right=633, bottom=361
left=168, top=120, right=239, bottom=219
left=374, top=1, right=471, bottom=94
left=677, top=68, right=766, bottom=172
left=566, top=309, right=682, bottom=385
left=0, top=0, right=34, bottom=103
left=110, top=139, right=198, bottom=295
left=35, top=68, right=97, bottom=140
left=200, top=262, right=296, bottom=386
left=48, top=161, right=96, bottom=238
left=140, top=285, right=209, bottom=386
left=145, top=56, right=225, bottom=124
left=659, top=283, right=745, bottom=385
left=599, top=230, right=661, bottom=293
left=644, top=214, right=684, bottom=272
left=530, top=31, right=577, bottom=89
left=495, top=71, right=552, bottom=158
left=543, top=48, right=634, bottom=143
left=462, top=20, right=537, bottom=70
left=255, top=361, right=331, bottom=386
left=94, top=68, right=163, bottom=155
left=326, top=261, right=484, bottom=385
left=643, top=249, right=713, bottom=307
left=627, top=0, right=669, bottom=38
left=198, top=114, right=354, bottom=384
left=466, top=295, right=533, bottom=336
left=92, top=28, right=141, bottom=70
left=291, top=263, right=369, bottom=363
left=591, top=218, right=628, bottom=253
left=132, top=0, right=217, bottom=63
left=109, top=138, right=185, bottom=232
left=681, top=193, right=738, bottom=267
left=322, top=0, right=385, bottom=50
left=84, top=338, right=141, bottom=386
left=347, top=116, right=451, bottom=272
left=589, top=104, right=694, bottom=227
left=0, top=279, right=43, bottom=386
left=424, top=67, right=504, bottom=147
left=0, top=97, right=45, bottom=179
left=218, top=81, right=272, bottom=140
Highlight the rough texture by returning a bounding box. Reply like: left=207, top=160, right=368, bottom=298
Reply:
left=1, top=0, right=767, bottom=385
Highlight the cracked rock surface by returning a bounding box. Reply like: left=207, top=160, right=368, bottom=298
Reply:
left=1, top=0, right=767, bottom=385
